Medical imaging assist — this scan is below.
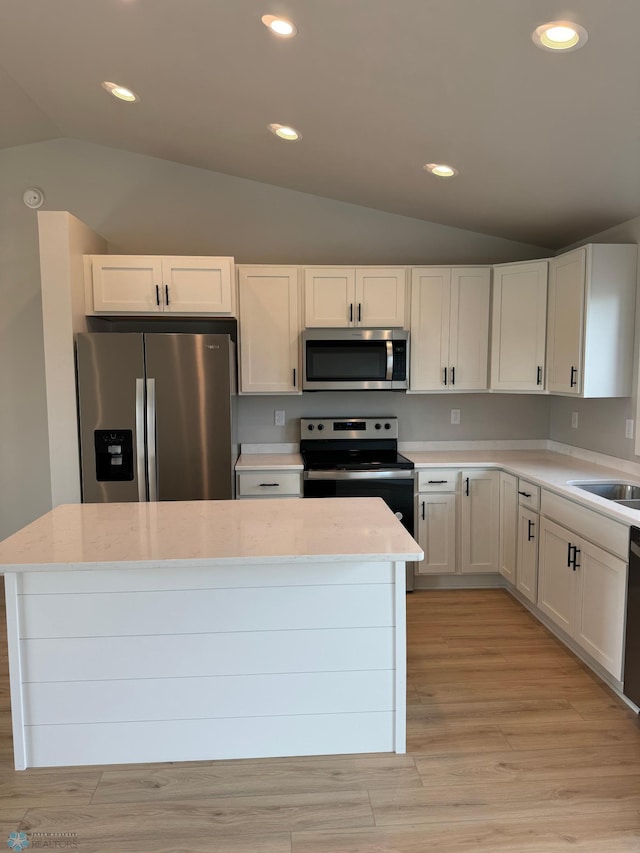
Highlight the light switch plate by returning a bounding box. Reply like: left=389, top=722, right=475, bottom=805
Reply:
left=571, top=411, right=579, bottom=429
left=274, top=410, right=285, bottom=426
left=450, top=409, right=461, bottom=425
left=626, top=419, right=635, bottom=439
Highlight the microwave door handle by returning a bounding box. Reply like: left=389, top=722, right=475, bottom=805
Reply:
left=386, top=340, right=393, bottom=380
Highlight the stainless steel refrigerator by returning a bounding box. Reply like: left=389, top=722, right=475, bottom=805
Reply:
left=76, top=332, right=236, bottom=502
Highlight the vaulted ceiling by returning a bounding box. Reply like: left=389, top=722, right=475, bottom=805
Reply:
left=1, top=0, right=639, bottom=248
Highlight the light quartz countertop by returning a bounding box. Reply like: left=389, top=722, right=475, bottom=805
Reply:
left=235, top=453, right=303, bottom=470
left=0, top=497, right=422, bottom=572
left=407, top=449, right=640, bottom=527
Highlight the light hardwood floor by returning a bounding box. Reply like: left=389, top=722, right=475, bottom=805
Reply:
left=1, top=585, right=640, bottom=851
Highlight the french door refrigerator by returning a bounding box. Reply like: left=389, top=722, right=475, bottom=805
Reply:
left=76, top=332, right=235, bottom=503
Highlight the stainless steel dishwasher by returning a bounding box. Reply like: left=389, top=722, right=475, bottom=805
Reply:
left=623, top=526, right=640, bottom=707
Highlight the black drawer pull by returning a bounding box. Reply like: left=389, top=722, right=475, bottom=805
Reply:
left=259, top=482, right=280, bottom=487
left=518, top=490, right=532, bottom=498
left=428, top=479, right=447, bottom=484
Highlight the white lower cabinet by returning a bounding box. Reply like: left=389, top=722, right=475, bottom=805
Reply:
left=416, top=468, right=499, bottom=577
left=498, top=472, right=517, bottom=584
left=460, top=470, right=500, bottom=574
left=417, top=493, right=456, bottom=574
left=516, top=506, right=539, bottom=604
left=236, top=470, right=302, bottom=498
left=538, top=516, right=627, bottom=679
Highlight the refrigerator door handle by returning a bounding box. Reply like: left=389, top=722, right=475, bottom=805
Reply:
left=146, top=377, right=158, bottom=501
left=135, top=378, right=147, bottom=501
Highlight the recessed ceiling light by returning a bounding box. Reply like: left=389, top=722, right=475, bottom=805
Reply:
left=532, top=20, right=588, bottom=52
left=268, top=123, right=302, bottom=141
left=423, top=163, right=458, bottom=178
left=262, top=14, right=297, bottom=37
left=101, top=81, right=140, bottom=102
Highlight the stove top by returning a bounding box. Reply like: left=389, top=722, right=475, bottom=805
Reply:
left=300, top=417, right=414, bottom=472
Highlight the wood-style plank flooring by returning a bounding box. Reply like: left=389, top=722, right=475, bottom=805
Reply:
left=1, top=586, right=640, bottom=851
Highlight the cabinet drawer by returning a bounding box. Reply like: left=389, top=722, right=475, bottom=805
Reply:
left=417, top=469, right=458, bottom=492
left=518, top=479, right=540, bottom=511
left=541, top=490, right=628, bottom=560
left=237, top=471, right=302, bottom=497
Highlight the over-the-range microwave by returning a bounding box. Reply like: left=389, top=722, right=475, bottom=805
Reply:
left=302, top=328, right=409, bottom=391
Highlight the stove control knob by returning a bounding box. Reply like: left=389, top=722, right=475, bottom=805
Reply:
left=317, top=423, right=325, bottom=431
left=375, top=423, right=382, bottom=430
left=384, top=422, right=391, bottom=430
left=307, top=424, right=314, bottom=431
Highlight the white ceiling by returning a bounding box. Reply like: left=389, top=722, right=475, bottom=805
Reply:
left=1, top=0, right=639, bottom=249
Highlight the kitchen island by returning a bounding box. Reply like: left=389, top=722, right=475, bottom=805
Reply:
left=0, top=497, right=422, bottom=770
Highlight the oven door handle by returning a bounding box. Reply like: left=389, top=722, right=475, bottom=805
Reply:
left=386, top=340, right=393, bottom=381
left=304, top=470, right=414, bottom=480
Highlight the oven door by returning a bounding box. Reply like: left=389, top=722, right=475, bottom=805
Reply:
left=303, top=474, right=415, bottom=537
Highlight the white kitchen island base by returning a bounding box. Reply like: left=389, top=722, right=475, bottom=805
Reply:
left=1, top=498, right=420, bottom=769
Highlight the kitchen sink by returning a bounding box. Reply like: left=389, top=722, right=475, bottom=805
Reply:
left=570, top=481, right=640, bottom=503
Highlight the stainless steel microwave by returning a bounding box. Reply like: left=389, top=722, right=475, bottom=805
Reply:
left=302, top=329, right=409, bottom=391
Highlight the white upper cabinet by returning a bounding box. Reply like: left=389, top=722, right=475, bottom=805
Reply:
left=546, top=244, right=637, bottom=397
left=238, top=266, right=301, bottom=394
left=89, top=255, right=235, bottom=315
left=410, top=267, right=490, bottom=391
left=491, top=260, right=548, bottom=392
left=304, top=267, right=406, bottom=328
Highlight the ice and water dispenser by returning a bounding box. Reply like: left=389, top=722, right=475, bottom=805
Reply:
left=94, top=430, right=134, bottom=481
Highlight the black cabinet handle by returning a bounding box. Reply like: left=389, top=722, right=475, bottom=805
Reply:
left=567, top=542, right=573, bottom=568
left=349, top=303, right=353, bottom=322
left=428, top=479, right=447, bottom=484
left=465, top=477, right=470, bottom=497
left=293, top=368, right=296, bottom=387
left=259, top=483, right=280, bottom=487
left=518, top=490, right=532, bottom=498
left=570, top=366, right=577, bottom=388
left=165, top=284, right=170, bottom=306
left=358, top=303, right=362, bottom=322
left=443, top=367, right=448, bottom=386
left=421, top=501, right=425, bottom=520
left=451, top=366, right=456, bottom=386
left=572, top=547, right=581, bottom=571
left=536, top=366, right=542, bottom=386
left=155, top=285, right=160, bottom=306
left=527, top=519, right=535, bottom=541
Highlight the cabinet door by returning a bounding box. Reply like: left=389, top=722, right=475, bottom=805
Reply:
left=91, top=256, right=163, bottom=313
left=498, top=472, right=517, bottom=584
left=355, top=268, right=406, bottom=327
left=409, top=269, right=451, bottom=391
left=416, top=493, right=456, bottom=574
left=546, top=247, right=586, bottom=394
left=491, top=261, right=548, bottom=391
left=162, top=257, right=234, bottom=315
left=448, top=269, right=490, bottom=390
left=460, top=470, right=499, bottom=574
left=516, top=506, right=539, bottom=604
left=537, top=518, right=575, bottom=634
left=238, top=267, right=301, bottom=394
left=304, top=268, right=355, bottom=327
left=574, top=538, right=627, bottom=679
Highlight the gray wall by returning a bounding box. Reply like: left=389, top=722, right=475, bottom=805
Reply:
left=238, top=393, right=550, bottom=446
left=549, top=216, right=640, bottom=460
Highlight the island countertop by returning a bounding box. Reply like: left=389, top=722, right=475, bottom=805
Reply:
left=0, top=497, right=423, bottom=572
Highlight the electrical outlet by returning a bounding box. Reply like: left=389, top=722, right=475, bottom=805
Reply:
left=626, top=419, right=635, bottom=439
left=571, top=411, right=579, bottom=429
left=450, top=408, right=461, bottom=425
left=274, top=410, right=285, bottom=426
